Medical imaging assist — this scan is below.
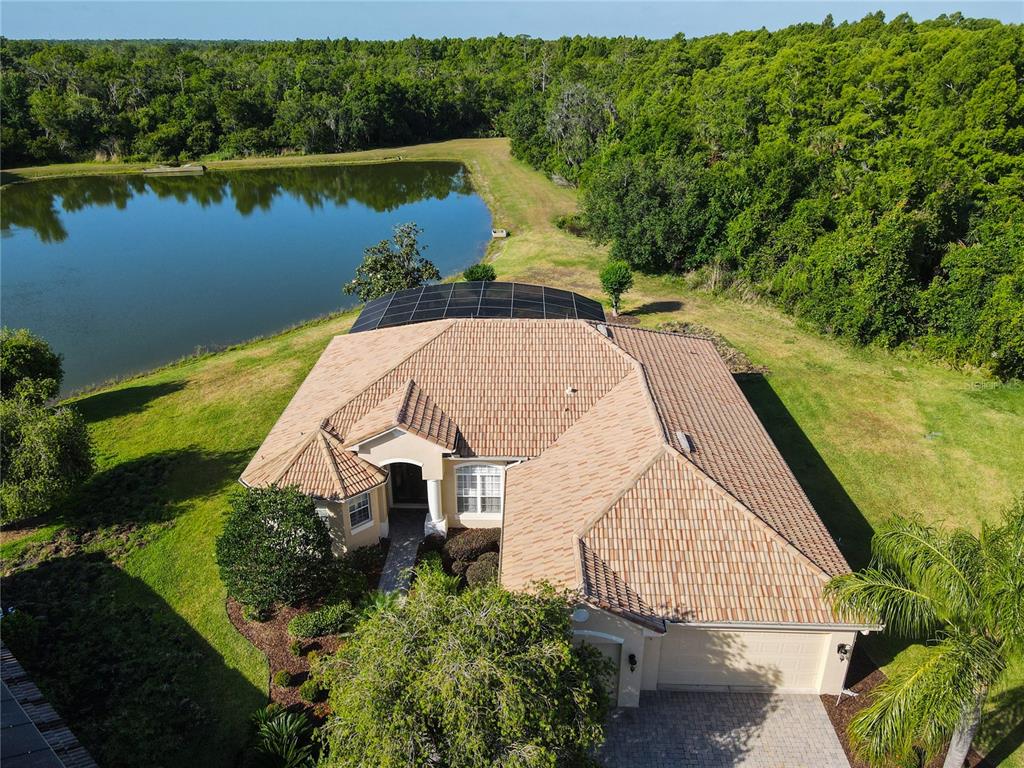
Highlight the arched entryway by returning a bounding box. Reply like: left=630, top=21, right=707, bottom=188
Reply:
left=388, top=462, right=428, bottom=507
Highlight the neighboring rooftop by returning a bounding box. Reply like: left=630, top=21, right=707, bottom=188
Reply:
left=242, top=316, right=853, bottom=629
left=348, top=281, right=606, bottom=333
left=1, top=643, right=97, bottom=768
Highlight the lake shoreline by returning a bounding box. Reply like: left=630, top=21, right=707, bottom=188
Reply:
left=4, top=158, right=492, bottom=394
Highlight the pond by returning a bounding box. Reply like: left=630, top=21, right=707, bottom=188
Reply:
left=1, top=162, right=492, bottom=395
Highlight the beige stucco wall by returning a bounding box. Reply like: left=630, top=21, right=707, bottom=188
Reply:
left=315, top=484, right=388, bottom=554
left=355, top=430, right=445, bottom=480
left=441, top=458, right=510, bottom=529
left=571, top=606, right=647, bottom=707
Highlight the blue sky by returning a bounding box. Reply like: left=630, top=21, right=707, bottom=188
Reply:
left=2, top=1, right=1020, bottom=40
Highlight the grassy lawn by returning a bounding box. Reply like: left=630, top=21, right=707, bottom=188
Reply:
left=2, top=139, right=1022, bottom=766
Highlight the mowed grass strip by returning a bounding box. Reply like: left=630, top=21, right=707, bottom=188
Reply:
left=4, top=138, right=1022, bottom=766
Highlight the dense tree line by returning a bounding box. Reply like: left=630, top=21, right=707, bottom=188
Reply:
left=2, top=13, right=1021, bottom=376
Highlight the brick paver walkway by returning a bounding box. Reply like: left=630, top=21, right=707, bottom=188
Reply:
left=377, top=510, right=425, bottom=593
left=598, top=690, right=849, bottom=768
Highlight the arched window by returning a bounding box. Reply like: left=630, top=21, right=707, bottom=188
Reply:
left=455, top=464, right=503, bottom=516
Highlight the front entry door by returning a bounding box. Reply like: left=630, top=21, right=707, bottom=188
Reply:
left=391, top=463, right=428, bottom=505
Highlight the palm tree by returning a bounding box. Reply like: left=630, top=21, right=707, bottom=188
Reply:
left=824, top=499, right=1023, bottom=768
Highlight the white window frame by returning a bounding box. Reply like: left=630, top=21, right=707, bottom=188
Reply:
left=455, top=464, right=504, bottom=518
left=347, top=492, right=372, bottom=532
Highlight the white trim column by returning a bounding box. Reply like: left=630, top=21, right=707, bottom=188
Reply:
left=424, top=479, right=447, bottom=537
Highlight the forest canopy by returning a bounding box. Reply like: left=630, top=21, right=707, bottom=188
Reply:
left=2, top=13, right=1022, bottom=377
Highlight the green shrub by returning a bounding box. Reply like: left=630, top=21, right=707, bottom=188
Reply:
left=553, top=213, right=586, bottom=237
left=418, top=550, right=442, bottom=570
left=288, top=601, right=354, bottom=639
left=358, top=590, right=401, bottom=620
left=465, top=552, right=499, bottom=587
left=0, top=397, right=94, bottom=525
left=462, top=263, right=497, bottom=282
left=290, top=638, right=304, bottom=657
left=450, top=559, right=470, bottom=578
left=1, top=610, right=41, bottom=655
left=325, top=558, right=369, bottom=605
left=215, top=486, right=334, bottom=612
left=0, top=328, right=63, bottom=401
left=441, top=528, right=500, bottom=566
left=298, top=678, right=325, bottom=703
left=345, top=543, right=387, bottom=575
left=272, top=669, right=294, bottom=688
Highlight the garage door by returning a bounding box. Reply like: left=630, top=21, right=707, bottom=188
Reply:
left=658, top=626, right=829, bottom=693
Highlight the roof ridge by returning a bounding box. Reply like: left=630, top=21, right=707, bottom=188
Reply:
left=323, top=320, right=455, bottom=429
left=394, top=378, right=417, bottom=424
left=664, top=448, right=834, bottom=583
left=270, top=430, right=320, bottom=486
left=317, top=430, right=346, bottom=494
left=583, top=322, right=673, bottom=447
left=574, top=444, right=667, bottom=541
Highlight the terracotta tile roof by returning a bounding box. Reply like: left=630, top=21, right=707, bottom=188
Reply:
left=244, top=316, right=853, bottom=627
left=581, top=450, right=839, bottom=624
left=344, top=380, right=459, bottom=451
left=604, top=325, right=849, bottom=576
left=241, top=320, right=453, bottom=488
left=260, top=428, right=387, bottom=501
left=500, top=370, right=665, bottom=593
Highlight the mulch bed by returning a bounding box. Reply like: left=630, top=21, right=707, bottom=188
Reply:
left=227, top=598, right=340, bottom=717
left=821, top=645, right=984, bottom=768
left=226, top=539, right=390, bottom=718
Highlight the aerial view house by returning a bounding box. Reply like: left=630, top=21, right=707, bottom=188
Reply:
left=241, top=282, right=879, bottom=708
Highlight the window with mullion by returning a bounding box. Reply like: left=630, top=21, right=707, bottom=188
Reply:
left=456, top=464, right=503, bottom=516
left=348, top=492, right=371, bottom=530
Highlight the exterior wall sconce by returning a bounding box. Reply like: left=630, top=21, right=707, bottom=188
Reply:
left=628, top=653, right=637, bottom=672
left=837, top=643, right=851, bottom=662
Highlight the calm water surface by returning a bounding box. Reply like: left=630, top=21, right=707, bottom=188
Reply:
left=1, top=162, right=491, bottom=393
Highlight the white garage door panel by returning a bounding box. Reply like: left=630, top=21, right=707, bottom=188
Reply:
left=659, top=627, right=828, bottom=693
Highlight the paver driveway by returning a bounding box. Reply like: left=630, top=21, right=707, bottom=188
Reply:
left=598, top=690, right=849, bottom=768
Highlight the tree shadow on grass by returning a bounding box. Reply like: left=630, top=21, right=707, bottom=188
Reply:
left=2, top=552, right=265, bottom=768
left=737, top=373, right=875, bottom=570
left=977, top=685, right=1024, bottom=767
left=67, top=447, right=250, bottom=528
left=72, top=380, right=187, bottom=422
left=5, top=447, right=251, bottom=570
left=627, top=300, right=685, bottom=316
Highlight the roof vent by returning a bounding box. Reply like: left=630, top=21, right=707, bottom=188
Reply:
left=676, top=431, right=697, bottom=453
left=565, top=386, right=577, bottom=396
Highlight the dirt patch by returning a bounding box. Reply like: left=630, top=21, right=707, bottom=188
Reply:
left=821, top=646, right=984, bottom=768
left=656, top=320, right=769, bottom=375
left=0, top=517, right=48, bottom=546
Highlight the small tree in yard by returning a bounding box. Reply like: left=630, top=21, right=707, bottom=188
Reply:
left=599, top=259, right=633, bottom=316
left=344, top=222, right=440, bottom=302
left=462, top=263, right=496, bottom=282
left=0, top=396, right=93, bottom=525
left=216, top=486, right=334, bottom=613
left=318, top=561, right=612, bottom=768
left=825, top=499, right=1024, bottom=768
